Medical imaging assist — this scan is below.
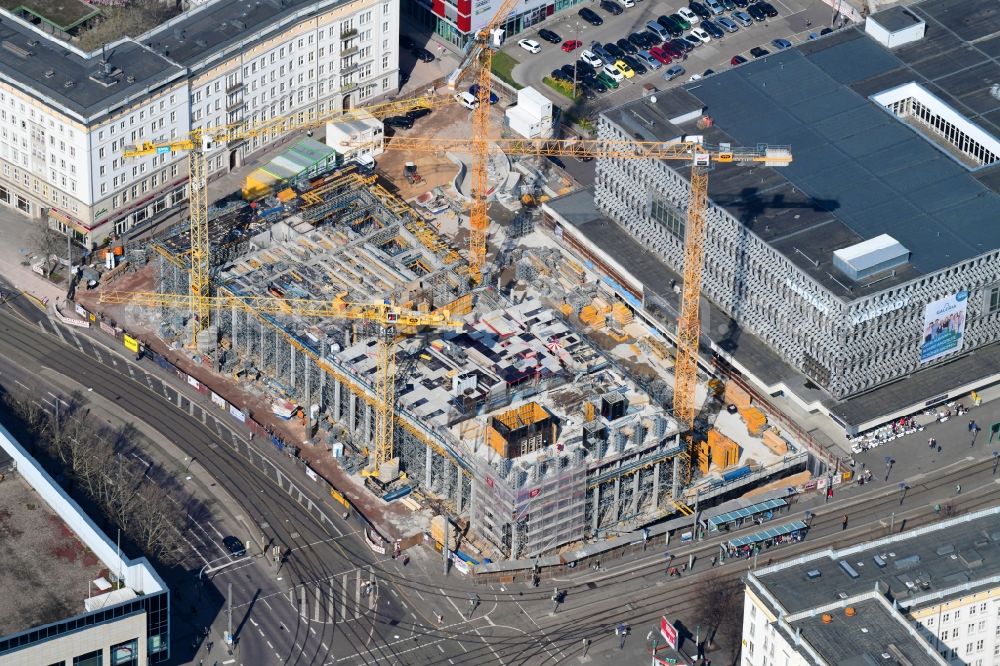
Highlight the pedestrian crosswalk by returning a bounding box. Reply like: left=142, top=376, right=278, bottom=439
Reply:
left=289, top=569, right=375, bottom=625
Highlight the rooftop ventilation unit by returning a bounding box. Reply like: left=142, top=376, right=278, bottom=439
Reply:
left=833, top=234, right=910, bottom=281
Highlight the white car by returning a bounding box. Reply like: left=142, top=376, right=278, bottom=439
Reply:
left=603, top=63, right=624, bottom=81
left=518, top=38, right=541, bottom=53
left=677, top=7, right=699, bottom=24
left=621, top=0, right=635, bottom=6
left=581, top=50, right=603, bottom=67
left=687, top=73, right=703, bottom=82
left=690, top=27, right=711, bottom=43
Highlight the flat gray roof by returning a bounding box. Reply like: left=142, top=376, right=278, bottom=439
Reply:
left=754, top=507, right=1000, bottom=616
left=602, top=4, right=1000, bottom=299
left=789, top=597, right=940, bottom=666
left=870, top=6, right=925, bottom=33
left=0, top=15, right=183, bottom=122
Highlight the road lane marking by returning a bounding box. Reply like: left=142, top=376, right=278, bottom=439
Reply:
left=355, top=570, right=362, bottom=619
left=341, top=573, right=348, bottom=621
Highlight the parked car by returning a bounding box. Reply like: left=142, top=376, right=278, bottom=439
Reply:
left=621, top=0, right=635, bottom=6
left=591, top=43, right=614, bottom=62
left=703, top=68, right=715, bottom=76
left=671, top=12, right=691, bottom=30
left=454, top=91, right=480, bottom=109
left=468, top=83, right=499, bottom=104
left=615, top=59, right=635, bottom=78
left=405, top=107, right=432, bottom=120
left=720, top=0, right=735, bottom=10
left=550, top=68, right=573, bottom=83
left=758, top=1, right=779, bottom=17
left=603, top=63, right=625, bottom=82
left=747, top=4, right=767, bottom=21
left=717, top=16, right=740, bottom=32
left=596, top=71, right=620, bottom=88
left=538, top=29, right=561, bottom=43
left=732, top=0, right=748, bottom=6
left=579, top=7, right=603, bottom=25
left=616, top=38, right=638, bottom=55
left=678, top=7, right=700, bottom=24
left=705, top=0, right=725, bottom=15
left=223, top=536, right=246, bottom=557
left=637, top=50, right=662, bottom=69
left=562, top=39, right=583, bottom=52
left=649, top=46, right=673, bottom=64
left=688, top=73, right=703, bottom=82
left=411, top=47, right=434, bottom=62
left=628, top=32, right=649, bottom=49
left=690, top=27, right=711, bottom=43
left=604, top=42, right=625, bottom=59
left=771, top=38, right=792, bottom=49
left=730, top=54, right=747, bottom=65
left=638, top=32, right=660, bottom=48
left=820, top=27, right=834, bottom=35
left=689, top=1, right=712, bottom=19
left=579, top=84, right=597, bottom=100
left=383, top=115, right=414, bottom=129
left=622, top=54, right=647, bottom=75
left=663, top=64, right=686, bottom=81
left=684, top=35, right=703, bottom=48
left=560, top=64, right=581, bottom=80
left=670, top=37, right=694, bottom=54
left=750, top=46, right=771, bottom=58
left=657, top=15, right=684, bottom=37
left=701, top=19, right=724, bottom=39
left=575, top=60, right=596, bottom=77
left=599, top=0, right=623, bottom=15
left=518, top=38, right=541, bottom=53
left=731, top=11, right=754, bottom=26
left=581, top=50, right=604, bottom=67
left=583, top=75, right=607, bottom=92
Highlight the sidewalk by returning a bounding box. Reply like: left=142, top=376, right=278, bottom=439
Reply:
left=0, top=211, right=69, bottom=307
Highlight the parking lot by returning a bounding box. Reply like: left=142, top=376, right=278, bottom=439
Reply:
left=505, top=0, right=841, bottom=114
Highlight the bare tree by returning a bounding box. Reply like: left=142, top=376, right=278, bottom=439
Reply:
left=693, top=575, right=744, bottom=653
left=29, top=224, right=63, bottom=279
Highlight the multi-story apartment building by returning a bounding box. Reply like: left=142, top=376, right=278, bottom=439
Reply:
left=0, top=422, right=170, bottom=665
left=404, top=0, right=585, bottom=47
left=0, top=0, right=399, bottom=248
left=742, top=505, right=1000, bottom=666
left=549, top=3, right=1000, bottom=433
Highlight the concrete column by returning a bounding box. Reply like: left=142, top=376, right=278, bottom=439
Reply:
left=334, top=379, right=342, bottom=420
left=303, top=357, right=311, bottom=423
left=612, top=476, right=621, bottom=523
left=290, top=344, right=296, bottom=388
left=425, top=445, right=433, bottom=488
left=348, top=393, right=358, bottom=433
left=455, top=469, right=464, bottom=511
left=592, top=486, right=600, bottom=533
left=652, top=462, right=661, bottom=509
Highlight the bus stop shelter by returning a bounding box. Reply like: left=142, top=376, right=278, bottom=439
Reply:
left=721, top=519, right=808, bottom=560
left=706, top=497, right=787, bottom=533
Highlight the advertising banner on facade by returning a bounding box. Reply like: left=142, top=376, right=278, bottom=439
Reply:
left=123, top=335, right=139, bottom=353
left=920, top=291, right=967, bottom=364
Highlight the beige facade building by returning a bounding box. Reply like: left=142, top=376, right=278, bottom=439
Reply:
left=0, top=0, right=399, bottom=248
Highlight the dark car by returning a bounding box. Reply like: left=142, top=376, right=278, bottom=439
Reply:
left=599, top=0, right=623, bottom=15
left=749, top=46, right=771, bottom=58
left=689, top=1, right=712, bottom=19
left=747, top=4, right=767, bottom=21
left=560, top=63, right=579, bottom=79
left=576, top=60, right=596, bottom=77
left=639, top=32, right=660, bottom=48
left=411, top=47, right=435, bottom=62
left=579, top=84, right=597, bottom=100
left=401, top=35, right=418, bottom=50
left=820, top=27, right=834, bottom=35
left=550, top=68, right=573, bottom=83
left=405, top=107, right=432, bottom=121
left=616, top=38, right=638, bottom=55
left=591, top=42, right=614, bottom=62
left=628, top=33, right=647, bottom=49
left=730, top=54, right=748, bottom=66
left=758, top=1, right=778, bottom=17
left=657, top=15, right=684, bottom=37
left=732, top=0, right=748, bottom=6
left=721, top=0, right=735, bottom=9
left=383, top=115, right=414, bottom=129
left=538, top=29, right=561, bottom=43
left=579, top=7, right=604, bottom=25
left=701, top=19, right=724, bottom=39
left=703, top=68, right=715, bottom=76
left=622, top=55, right=647, bottom=75
left=670, top=37, right=693, bottom=54
left=468, top=84, right=499, bottom=104
left=604, top=42, right=625, bottom=59
left=223, top=536, right=246, bottom=557
left=670, top=12, right=691, bottom=30
left=583, top=75, right=608, bottom=93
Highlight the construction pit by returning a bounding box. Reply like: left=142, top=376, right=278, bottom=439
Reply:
left=76, top=109, right=808, bottom=561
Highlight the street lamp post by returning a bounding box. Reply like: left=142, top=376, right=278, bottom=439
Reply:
left=884, top=456, right=894, bottom=481
left=898, top=482, right=907, bottom=505
left=992, top=451, right=999, bottom=476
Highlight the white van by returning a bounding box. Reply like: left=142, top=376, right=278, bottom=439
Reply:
left=455, top=91, right=480, bottom=110
left=646, top=20, right=670, bottom=41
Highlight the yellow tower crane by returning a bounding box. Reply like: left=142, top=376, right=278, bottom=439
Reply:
left=101, top=290, right=463, bottom=481
left=445, top=0, right=523, bottom=283
left=122, top=95, right=440, bottom=347
left=364, top=134, right=792, bottom=484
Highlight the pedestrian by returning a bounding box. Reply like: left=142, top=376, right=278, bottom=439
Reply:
left=436, top=613, right=444, bottom=625
left=968, top=420, right=975, bottom=432
left=928, top=437, right=936, bottom=448
left=842, top=514, right=849, bottom=530
left=956, top=484, right=961, bottom=495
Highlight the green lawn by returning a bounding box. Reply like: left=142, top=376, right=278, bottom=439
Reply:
left=542, top=77, right=582, bottom=104
left=491, top=51, right=524, bottom=90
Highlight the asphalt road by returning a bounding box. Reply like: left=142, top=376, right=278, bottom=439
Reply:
left=504, top=0, right=837, bottom=115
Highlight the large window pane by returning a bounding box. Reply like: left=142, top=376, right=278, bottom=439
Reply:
left=112, top=639, right=138, bottom=666
left=73, top=650, right=102, bottom=666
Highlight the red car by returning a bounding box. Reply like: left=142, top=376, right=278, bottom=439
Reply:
left=663, top=42, right=685, bottom=59
left=561, top=39, right=583, bottom=52
left=730, top=55, right=748, bottom=66
left=649, top=46, right=673, bottom=64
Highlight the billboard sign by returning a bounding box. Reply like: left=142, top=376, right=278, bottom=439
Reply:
left=920, top=291, right=967, bottom=364
left=660, top=616, right=678, bottom=649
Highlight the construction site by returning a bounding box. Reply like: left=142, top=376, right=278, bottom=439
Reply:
left=74, top=0, right=809, bottom=561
